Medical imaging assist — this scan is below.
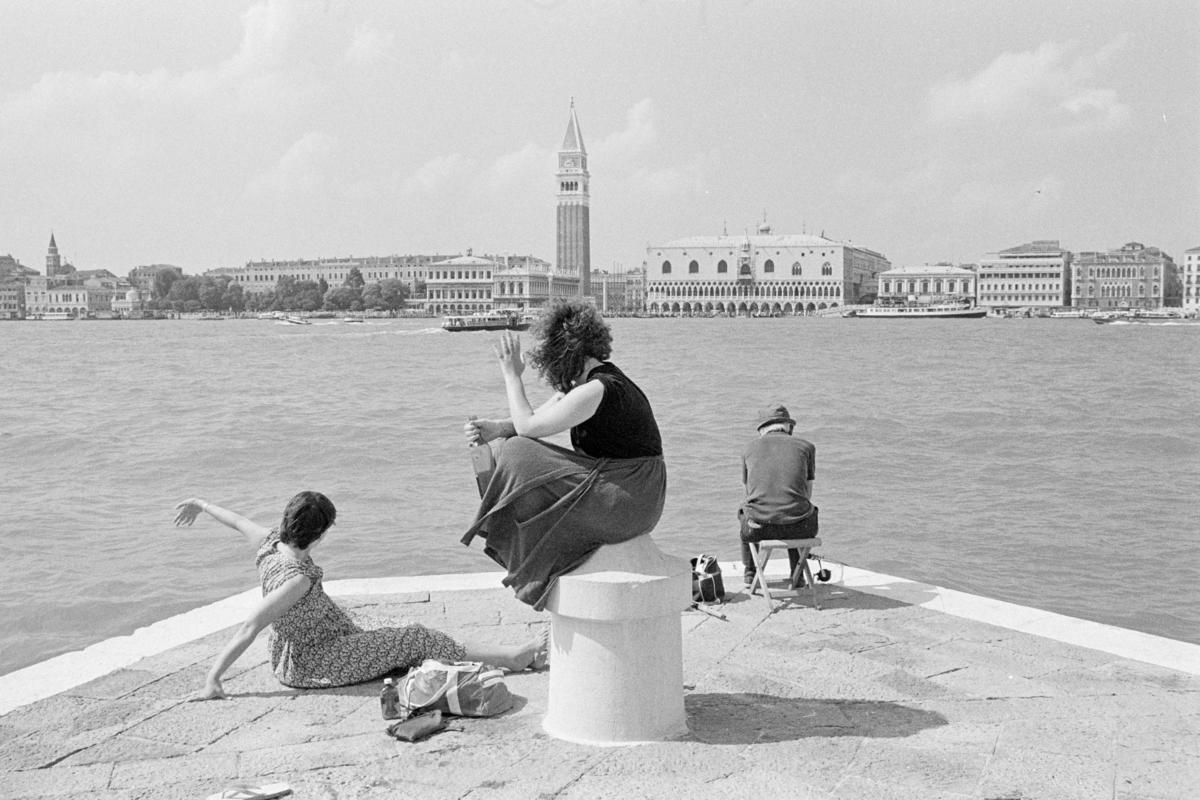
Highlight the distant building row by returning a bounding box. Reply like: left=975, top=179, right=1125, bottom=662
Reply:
left=0, top=236, right=153, bottom=320
left=207, top=251, right=645, bottom=316
left=876, top=240, right=1186, bottom=313
left=0, top=239, right=647, bottom=319
left=641, top=233, right=1194, bottom=316
left=3, top=234, right=1196, bottom=320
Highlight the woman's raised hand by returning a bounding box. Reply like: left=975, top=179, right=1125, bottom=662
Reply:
left=173, top=498, right=205, bottom=527
left=493, top=331, right=525, bottom=379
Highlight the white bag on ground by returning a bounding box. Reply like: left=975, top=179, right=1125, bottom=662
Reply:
left=397, top=659, right=514, bottom=719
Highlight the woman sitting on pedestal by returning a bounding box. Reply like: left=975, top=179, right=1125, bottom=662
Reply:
left=462, top=298, right=667, bottom=610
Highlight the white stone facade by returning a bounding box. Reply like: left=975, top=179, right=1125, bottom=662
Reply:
left=977, top=240, right=1072, bottom=310
left=1183, top=246, right=1200, bottom=314
left=878, top=264, right=976, bottom=303
left=643, top=227, right=888, bottom=316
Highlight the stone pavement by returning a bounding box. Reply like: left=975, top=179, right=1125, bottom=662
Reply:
left=2, top=564, right=1198, bottom=800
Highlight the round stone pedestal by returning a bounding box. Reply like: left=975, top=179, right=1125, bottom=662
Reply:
left=542, top=535, right=692, bottom=745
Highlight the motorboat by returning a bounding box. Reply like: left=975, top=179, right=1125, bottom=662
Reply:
left=1094, top=309, right=1195, bottom=325
left=852, top=300, right=987, bottom=319
left=441, top=311, right=531, bottom=332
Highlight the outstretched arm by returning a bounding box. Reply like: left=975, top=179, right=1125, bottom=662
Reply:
left=174, top=498, right=272, bottom=548
left=494, top=331, right=603, bottom=439
left=192, top=573, right=311, bottom=700
left=464, top=394, right=567, bottom=445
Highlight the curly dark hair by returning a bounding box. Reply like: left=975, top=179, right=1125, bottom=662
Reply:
left=527, top=298, right=612, bottom=392
left=278, top=491, right=337, bottom=549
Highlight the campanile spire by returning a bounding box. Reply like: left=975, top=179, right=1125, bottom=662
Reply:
left=556, top=100, right=591, bottom=297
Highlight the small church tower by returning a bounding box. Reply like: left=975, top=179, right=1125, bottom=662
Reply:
left=46, top=233, right=62, bottom=279
left=556, top=100, right=591, bottom=297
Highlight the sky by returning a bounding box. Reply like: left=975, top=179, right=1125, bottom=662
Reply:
left=1, top=0, right=1198, bottom=276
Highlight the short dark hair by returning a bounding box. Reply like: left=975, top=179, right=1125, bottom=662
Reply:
left=528, top=298, right=612, bottom=393
left=278, top=491, right=336, bottom=549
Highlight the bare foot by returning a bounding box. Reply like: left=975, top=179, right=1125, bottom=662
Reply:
left=508, top=627, right=549, bottom=672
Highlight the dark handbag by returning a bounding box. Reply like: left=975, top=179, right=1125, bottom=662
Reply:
left=387, top=709, right=448, bottom=742
left=691, top=554, right=725, bottom=602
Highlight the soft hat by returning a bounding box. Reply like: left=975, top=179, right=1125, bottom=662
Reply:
left=756, top=403, right=795, bottom=430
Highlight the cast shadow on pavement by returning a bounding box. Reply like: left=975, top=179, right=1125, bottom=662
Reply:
left=685, top=692, right=947, bottom=744
left=719, top=581, right=941, bottom=612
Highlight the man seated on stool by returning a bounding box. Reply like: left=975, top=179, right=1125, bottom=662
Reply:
left=739, top=403, right=817, bottom=588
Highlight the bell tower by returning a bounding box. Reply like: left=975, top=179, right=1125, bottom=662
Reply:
left=556, top=99, right=591, bottom=297
left=46, top=232, right=62, bottom=279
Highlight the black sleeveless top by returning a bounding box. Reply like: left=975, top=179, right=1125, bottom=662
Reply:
left=570, top=363, right=663, bottom=459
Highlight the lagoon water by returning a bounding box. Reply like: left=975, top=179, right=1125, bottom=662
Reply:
left=1, top=315, right=1198, bottom=677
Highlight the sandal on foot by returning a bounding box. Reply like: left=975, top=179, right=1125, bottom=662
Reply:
left=207, top=783, right=292, bottom=800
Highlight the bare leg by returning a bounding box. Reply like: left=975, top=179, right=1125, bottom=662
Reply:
left=461, top=627, right=549, bottom=672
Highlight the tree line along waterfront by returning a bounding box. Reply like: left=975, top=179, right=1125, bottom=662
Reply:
left=142, top=267, right=415, bottom=315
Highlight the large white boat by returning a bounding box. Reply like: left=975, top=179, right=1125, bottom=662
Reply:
left=441, top=310, right=531, bottom=332
left=848, top=301, right=987, bottom=319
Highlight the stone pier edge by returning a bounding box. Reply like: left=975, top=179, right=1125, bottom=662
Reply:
left=2, top=559, right=1197, bottom=716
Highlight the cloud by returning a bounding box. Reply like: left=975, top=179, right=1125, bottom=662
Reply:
left=223, top=0, right=300, bottom=76
left=927, top=38, right=1130, bottom=131
left=592, top=98, right=657, bottom=165
left=624, top=162, right=705, bottom=198
left=0, top=0, right=335, bottom=132
left=400, top=153, right=476, bottom=195
left=246, top=131, right=339, bottom=196
left=477, top=142, right=549, bottom=193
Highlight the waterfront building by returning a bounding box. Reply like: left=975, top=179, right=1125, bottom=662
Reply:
left=977, top=240, right=1072, bottom=310
left=425, top=252, right=498, bottom=315
left=111, top=288, right=148, bottom=317
left=0, top=281, right=24, bottom=319
left=878, top=264, right=977, bottom=304
left=591, top=269, right=628, bottom=315
left=622, top=267, right=647, bottom=314
left=1183, top=245, right=1200, bottom=314
left=492, top=256, right=580, bottom=313
left=230, top=254, right=449, bottom=295
left=556, top=101, right=591, bottom=298
left=643, top=223, right=889, bottom=316
left=23, top=275, right=94, bottom=318
left=1071, top=242, right=1180, bottom=311
left=74, top=270, right=133, bottom=316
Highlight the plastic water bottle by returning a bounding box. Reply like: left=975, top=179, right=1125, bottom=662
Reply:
left=381, top=677, right=401, bottom=719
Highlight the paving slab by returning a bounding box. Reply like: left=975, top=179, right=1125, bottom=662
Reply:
left=1, top=563, right=1197, bottom=800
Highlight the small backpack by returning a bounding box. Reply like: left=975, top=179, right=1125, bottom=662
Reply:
left=394, top=660, right=514, bottom=720
left=691, top=554, right=725, bottom=603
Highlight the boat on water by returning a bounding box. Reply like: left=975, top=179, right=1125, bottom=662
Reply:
left=849, top=300, right=987, bottom=319
left=1049, top=309, right=1090, bottom=319
left=441, top=310, right=531, bottom=332
left=260, top=311, right=310, bottom=325
left=1093, top=309, right=1197, bottom=325
left=343, top=316, right=366, bottom=324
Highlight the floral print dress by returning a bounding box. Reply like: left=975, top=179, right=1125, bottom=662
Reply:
left=256, top=531, right=465, bottom=688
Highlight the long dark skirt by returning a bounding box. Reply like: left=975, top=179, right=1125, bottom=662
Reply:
left=461, top=436, right=667, bottom=610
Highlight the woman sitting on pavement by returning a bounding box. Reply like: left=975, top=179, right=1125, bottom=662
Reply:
left=175, top=491, right=547, bottom=700
left=462, top=298, right=667, bottom=610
